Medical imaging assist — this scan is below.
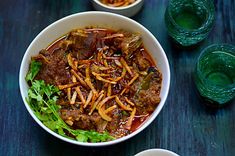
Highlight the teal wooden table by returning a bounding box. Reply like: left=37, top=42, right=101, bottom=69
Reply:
left=0, top=0, right=234, bottom=155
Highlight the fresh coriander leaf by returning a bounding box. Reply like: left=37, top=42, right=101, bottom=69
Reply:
left=27, top=79, right=114, bottom=143
left=122, top=110, right=128, bottom=116
left=58, top=127, right=66, bottom=136
left=26, top=60, right=42, bottom=82
left=76, top=134, right=88, bottom=142
left=34, top=112, right=50, bottom=121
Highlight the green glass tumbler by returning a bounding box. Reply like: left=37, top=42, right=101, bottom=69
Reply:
left=165, top=0, right=215, bottom=46
left=194, top=44, right=235, bottom=106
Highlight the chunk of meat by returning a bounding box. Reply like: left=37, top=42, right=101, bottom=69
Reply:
left=135, top=51, right=151, bottom=71
left=121, top=34, right=142, bottom=57
left=60, top=109, right=108, bottom=132
left=66, top=29, right=109, bottom=60
left=105, top=108, right=130, bottom=138
left=132, top=67, right=162, bottom=113
left=137, top=81, right=161, bottom=112
left=34, top=49, right=71, bottom=86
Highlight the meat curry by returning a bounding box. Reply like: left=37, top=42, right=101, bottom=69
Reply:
left=28, top=27, right=162, bottom=140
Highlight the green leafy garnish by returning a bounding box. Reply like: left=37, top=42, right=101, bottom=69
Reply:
left=25, top=60, right=42, bottom=83
left=140, top=72, right=154, bottom=90
left=27, top=80, right=114, bottom=142
left=122, top=110, right=128, bottom=116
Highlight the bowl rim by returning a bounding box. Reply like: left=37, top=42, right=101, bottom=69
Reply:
left=19, top=11, right=170, bottom=146
left=92, top=0, right=143, bottom=10
left=135, top=148, right=179, bottom=156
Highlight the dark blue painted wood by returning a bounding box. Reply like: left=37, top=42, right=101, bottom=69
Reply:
left=0, top=0, right=234, bottom=155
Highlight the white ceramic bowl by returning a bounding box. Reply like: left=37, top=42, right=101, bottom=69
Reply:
left=19, top=11, right=170, bottom=146
left=135, top=149, right=179, bottom=156
left=92, top=0, right=144, bottom=17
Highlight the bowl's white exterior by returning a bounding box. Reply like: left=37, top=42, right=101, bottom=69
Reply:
left=19, top=11, right=170, bottom=146
left=135, top=149, right=179, bottom=156
left=92, top=0, right=144, bottom=17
